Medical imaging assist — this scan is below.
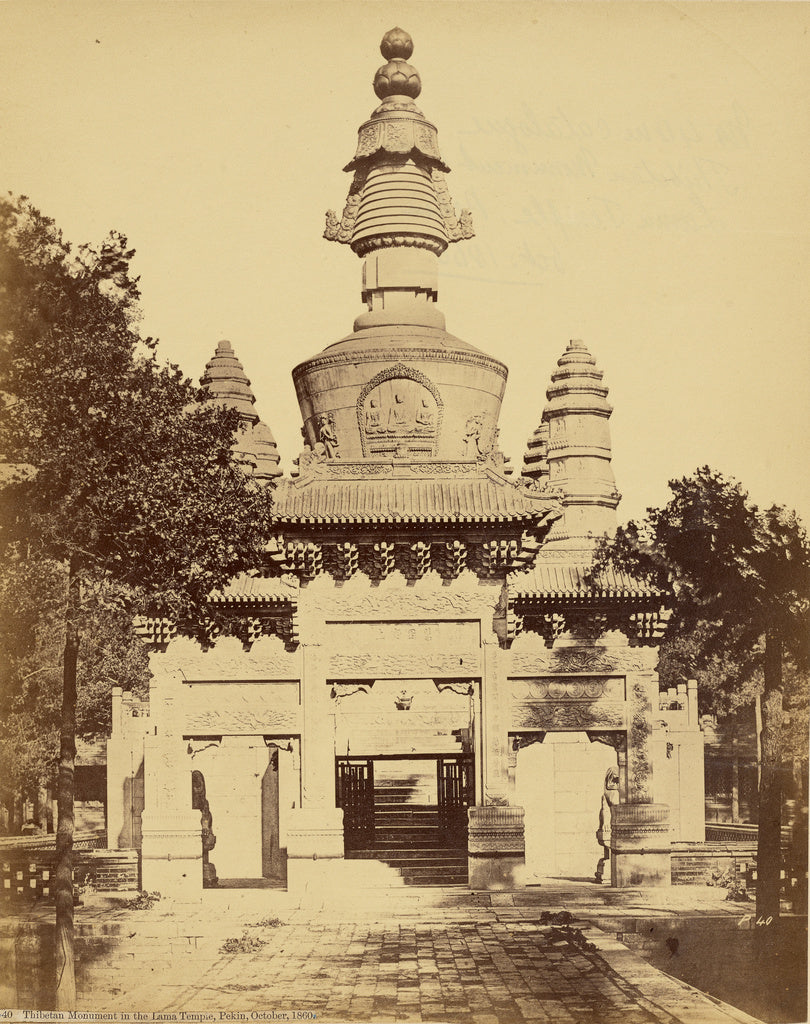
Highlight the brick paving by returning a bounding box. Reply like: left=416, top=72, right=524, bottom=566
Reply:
left=59, top=883, right=766, bottom=1023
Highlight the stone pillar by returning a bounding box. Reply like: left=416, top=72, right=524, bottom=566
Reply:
left=286, top=636, right=345, bottom=890
left=468, top=806, right=525, bottom=889
left=106, top=687, right=127, bottom=849
left=481, top=641, right=510, bottom=804
left=469, top=642, right=525, bottom=888
left=609, top=803, right=671, bottom=886
left=610, top=660, right=672, bottom=886
left=139, top=663, right=202, bottom=899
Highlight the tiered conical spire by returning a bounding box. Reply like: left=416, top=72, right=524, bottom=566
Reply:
left=522, top=340, right=620, bottom=548
left=324, top=28, right=473, bottom=332
left=200, top=340, right=258, bottom=420
left=201, top=340, right=282, bottom=481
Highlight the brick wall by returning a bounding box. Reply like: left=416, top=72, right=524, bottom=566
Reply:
left=671, top=843, right=756, bottom=885
left=76, top=849, right=139, bottom=891
left=1, top=849, right=139, bottom=904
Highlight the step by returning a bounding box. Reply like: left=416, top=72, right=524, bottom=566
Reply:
left=372, top=830, right=444, bottom=843
left=374, top=803, right=438, bottom=812
left=399, top=871, right=468, bottom=886
left=373, top=810, right=439, bottom=820
left=375, top=854, right=467, bottom=868
left=344, top=856, right=469, bottom=887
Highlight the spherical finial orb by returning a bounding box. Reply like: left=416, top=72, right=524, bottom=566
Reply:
left=380, top=27, right=413, bottom=60
left=373, top=60, right=421, bottom=100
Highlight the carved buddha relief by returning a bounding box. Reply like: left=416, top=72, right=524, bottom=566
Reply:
left=357, top=364, right=442, bottom=457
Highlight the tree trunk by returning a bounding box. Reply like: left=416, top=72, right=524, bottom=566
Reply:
left=54, top=562, right=79, bottom=1010
left=755, top=630, right=783, bottom=932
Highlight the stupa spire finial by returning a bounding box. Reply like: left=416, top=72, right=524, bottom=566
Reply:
left=373, top=27, right=421, bottom=100
left=323, top=28, right=474, bottom=332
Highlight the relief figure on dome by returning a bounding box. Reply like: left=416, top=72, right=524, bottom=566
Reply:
left=318, top=414, right=340, bottom=459
left=415, top=398, right=435, bottom=432
left=365, top=398, right=383, bottom=434
left=358, top=374, right=440, bottom=456
left=387, top=393, right=412, bottom=432
left=463, top=414, right=485, bottom=457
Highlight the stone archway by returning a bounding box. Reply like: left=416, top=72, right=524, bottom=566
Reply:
left=514, top=733, right=618, bottom=881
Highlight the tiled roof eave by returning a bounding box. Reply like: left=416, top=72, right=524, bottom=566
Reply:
left=208, top=593, right=297, bottom=605
left=513, top=589, right=667, bottom=603
left=270, top=511, right=545, bottom=527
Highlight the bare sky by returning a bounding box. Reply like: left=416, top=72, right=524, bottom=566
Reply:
left=4, top=1, right=809, bottom=524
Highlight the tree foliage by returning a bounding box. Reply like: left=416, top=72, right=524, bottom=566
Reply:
left=0, top=194, right=275, bottom=1006
left=1, top=195, right=274, bottom=616
left=594, top=466, right=810, bottom=924
left=594, top=468, right=809, bottom=657
left=0, top=555, right=150, bottom=826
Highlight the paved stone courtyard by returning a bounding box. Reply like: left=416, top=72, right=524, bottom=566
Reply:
left=41, top=882, right=773, bottom=1023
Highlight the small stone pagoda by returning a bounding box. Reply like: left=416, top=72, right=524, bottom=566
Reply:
left=108, top=29, right=704, bottom=895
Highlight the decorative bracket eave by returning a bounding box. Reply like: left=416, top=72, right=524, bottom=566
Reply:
left=133, top=597, right=301, bottom=653
left=512, top=602, right=672, bottom=647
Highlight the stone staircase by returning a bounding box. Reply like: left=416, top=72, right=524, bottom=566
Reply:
left=348, top=767, right=468, bottom=886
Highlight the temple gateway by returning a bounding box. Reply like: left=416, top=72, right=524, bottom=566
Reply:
left=107, top=28, right=704, bottom=895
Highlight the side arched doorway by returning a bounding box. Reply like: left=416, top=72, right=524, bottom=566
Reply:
left=515, top=732, right=619, bottom=881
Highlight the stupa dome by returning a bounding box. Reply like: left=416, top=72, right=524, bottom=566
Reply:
left=296, top=29, right=506, bottom=463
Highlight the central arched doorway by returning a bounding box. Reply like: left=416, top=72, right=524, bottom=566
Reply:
left=336, top=753, right=473, bottom=884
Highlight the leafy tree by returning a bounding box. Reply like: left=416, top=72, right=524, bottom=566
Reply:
left=0, top=195, right=275, bottom=1008
left=593, top=467, right=809, bottom=928
left=0, top=555, right=150, bottom=832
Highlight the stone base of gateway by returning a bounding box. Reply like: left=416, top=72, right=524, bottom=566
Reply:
left=610, top=803, right=672, bottom=887
left=467, top=805, right=526, bottom=889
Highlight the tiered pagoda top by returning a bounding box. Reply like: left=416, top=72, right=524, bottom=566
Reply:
left=201, top=340, right=282, bottom=482
left=520, top=339, right=620, bottom=552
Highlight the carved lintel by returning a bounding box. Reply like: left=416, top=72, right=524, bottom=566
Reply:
left=330, top=681, right=374, bottom=703
left=514, top=703, right=625, bottom=731
left=435, top=679, right=474, bottom=697
left=586, top=730, right=627, bottom=754
left=510, top=731, right=546, bottom=752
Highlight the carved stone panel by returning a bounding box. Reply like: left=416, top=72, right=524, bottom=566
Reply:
left=357, top=365, right=442, bottom=457
left=509, top=676, right=625, bottom=702
left=325, top=620, right=480, bottom=650
left=329, top=651, right=480, bottom=678
left=512, top=702, right=626, bottom=731
left=508, top=646, right=656, bottom=676
left=313, top=581, right=497, bottom=621
left=183, top=682, right=300, bottom=734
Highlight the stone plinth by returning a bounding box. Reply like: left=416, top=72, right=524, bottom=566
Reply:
left=468, top=805, right=525, bottom=890
left=140, top=811, right=202, bottom=900
left=609, top=802, right=671, bottom=887
left=285, top=807, right=345, bottom=891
